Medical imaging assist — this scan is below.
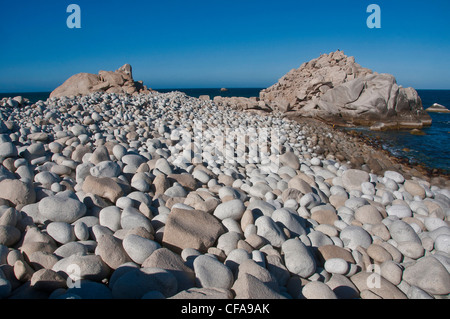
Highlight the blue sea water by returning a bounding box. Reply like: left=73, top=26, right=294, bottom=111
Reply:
left=1, top=88, right=449, bottom=173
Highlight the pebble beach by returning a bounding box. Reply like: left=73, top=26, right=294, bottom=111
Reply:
left=0, top=91, right=449, bottom=299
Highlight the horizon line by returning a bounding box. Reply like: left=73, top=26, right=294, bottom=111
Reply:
left=2, top=87, right=450, bottom=95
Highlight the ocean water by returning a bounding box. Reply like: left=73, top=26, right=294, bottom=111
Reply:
left=1, top=89, right=449, bottom=173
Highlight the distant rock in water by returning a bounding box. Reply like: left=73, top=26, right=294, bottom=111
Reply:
left=426, top=103, right=450, bottom=113
left=50, top=64, right=152, bottom=98
left=258, top=50, right=432, bottom=130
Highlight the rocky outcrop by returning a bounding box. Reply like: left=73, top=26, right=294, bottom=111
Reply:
left=259, top=50, right=432, bottom=130
left=426, top=103, right=450, bottom=113
left=50, top=64, right=151, bottom=98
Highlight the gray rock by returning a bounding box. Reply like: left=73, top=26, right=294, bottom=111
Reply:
left=271, top=208, right=306, bottom=237
left=53, top=242, right=89, bottom=258
left=403, top=256, right=450, bottom=295
left=282, top=238, right=316, bottom=278
left=217, top=231, right=241, bottom=256
left=155, top=158, right=173, bottom=175
left=301, top=281, right=337, bottom=299
left=131, top=172, right=152, bottom=192
left=112, top=144, right=127, bottom=161
left=339, top=225, right=372, bottom=250
left=388, top=220, right=421, bottom=244
left=141, top=247, right=195, bottom=292
left=90, top=161, right=121, bottom=178
left=434, top=234, right=450, bottom=254
left=193, top=255, right=234, bottom=290
left=122, top=154, right=147, bottom=168
left=279, top=152, right=300, bottom=170
left=46, top=222, right=76, bottom=244
left=74, top=221, right=90, bottom=241
left=384, top=171, right=405, bottom=184
left=99, top=206, right=122, bottom=232
left=213, top=199, right=245, bottom=221
left=52, top=254, right=110, bottom=282
left=120, top=206, right=153, bottom=233
left=122, top=234, right=160, bottom=264
left=407, top=286, right=434, bottom=299
left=386, top=204, right=412, bottom=219
left=424, top=217, right=448, bottom=232
left=164, top=185, right=188, bottom=198
left=324, top=258, right=349, bottom=275
left=299, top=192, right=321, bottom=209
left=0, top=225, right=21, bottom=247
left=224, top=249, right=251, bottom=275
left=38, top=194, right=87, bottom=223
left=341, top=169, right=369, bottom=191
left=192, top=169, right=211, bottom=184
left=255, top=216, right=286, bottom=248
left=247, top=199, right=276, bottom=217
left=0, top=142, right=17, bottom=158
left=397, top=241, right=424, bottom=259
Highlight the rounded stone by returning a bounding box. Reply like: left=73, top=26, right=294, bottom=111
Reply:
left=213, top=199, right=245, bottom=221
left=282, top=239, right=316, bottom=278
left=339, top=225, right=372, bottom=250
left=301, top=281, right=337, bottom=299
left=96, top=234, right=132, bottom=269
left=380, top=261, right=403, bottom=285
left=434, top=234, right=450, bottom=254
left=99, top=206, right=122, bottom=232
left=38, top=195, right=87, bottom=223
left=324, top=258, right=349, bottom=275
left=388, top=220, right=421, bottom=244
left=386, top=204, right=412, bottom=219
left=255, top=216, right=286, bottom=248
left=366, top=244, right=392, bottom=263
left=46, top=222, right=76, bottom=244
left=396, top=241, right=424, bottom=259
left=0, top=226, right=21, bottom=247
left=355, top=205, right=383, bottom=225
left=52, top=254, right=110, bottom=282
left=384, top=171, right=405, bottom=184
left=122, top=234, right=161, bottom=264
left=193, top=254, right=234, bottom=290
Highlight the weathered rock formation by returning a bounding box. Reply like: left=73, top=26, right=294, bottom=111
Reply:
left=426, top=103, right=450, bottom=113
left=50, top=64, right=151, bottom=98
left=213, top=50, right=431, bottom=130
left=259, top=50, right=432, bottom=130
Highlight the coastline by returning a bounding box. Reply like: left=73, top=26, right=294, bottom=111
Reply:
left=289, top=116, right=450, bottom=189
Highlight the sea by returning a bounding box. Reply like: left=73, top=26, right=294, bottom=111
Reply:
left=1, top=88, right=449, bottom=174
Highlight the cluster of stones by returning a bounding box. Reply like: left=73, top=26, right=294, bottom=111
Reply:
left=0, top=90, right=448, bottom=299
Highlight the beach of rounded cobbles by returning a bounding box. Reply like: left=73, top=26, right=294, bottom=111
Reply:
left=0, top=91, right=448, bottom=299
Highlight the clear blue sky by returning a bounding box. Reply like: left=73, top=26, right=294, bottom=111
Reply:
left=0, top=0, right=449, bottom=92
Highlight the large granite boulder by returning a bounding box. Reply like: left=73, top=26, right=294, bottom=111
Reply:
left=50, top=64, right=151, bottom=98
left=259, top=50, right=431, bottom=130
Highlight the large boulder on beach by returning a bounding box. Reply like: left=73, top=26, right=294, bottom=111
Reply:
left=50, top=64, right=151, bottom=98
left=259, top=50, right=432, bottom=130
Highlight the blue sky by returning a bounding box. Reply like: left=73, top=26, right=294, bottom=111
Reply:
left=0, top=0, right=449, bottom=92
